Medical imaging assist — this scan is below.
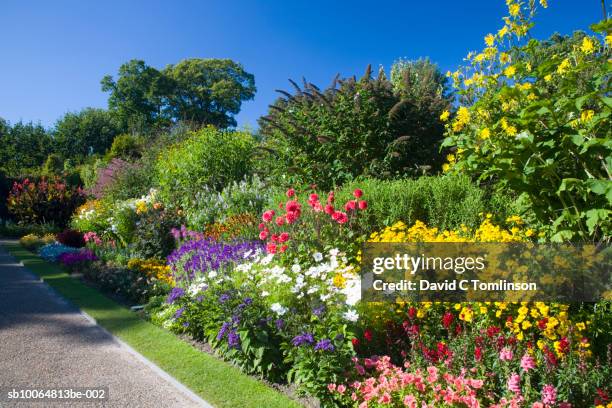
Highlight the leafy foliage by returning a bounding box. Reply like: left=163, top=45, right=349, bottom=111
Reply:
left=259, top=62, right=451, bottom=189
left=442, top=7, right=612, bottom=242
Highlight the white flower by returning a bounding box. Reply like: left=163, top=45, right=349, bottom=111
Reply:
left=342, top=278, right=361, bottom=306
left=261, top=254, right=274, bottom=265
left=270, top=303, right=287, bottom=316
left=313, top=252, right=323, bottom=262
left=208, top=271, right=218, bottom=279
left=329, top=248, right=340, bottom=257
left=261, top=291, right=269, bottom=297
left=291, top=264, right=301, bottom=273
left=343, top=309, right=359, bottom=322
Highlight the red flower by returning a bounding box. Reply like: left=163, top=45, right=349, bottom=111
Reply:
left=344, top=200, right=357, bottom=211
left=408, top=307, right=417, bottom=319
left=258, top=223, right=265, bottom=230
left=353, top=188, right=363, bottom=198
left=358, top=200, right=368, bottom=210
left=286, top=188, right=295, bottom=198
left=266, top=242, right=277, bottom=254
left=308, top=193, right=319, bottom=202
left=327, top=191, right=334, bottom=204
left=474, top=346, right=483, bottom=362
left=279, top=232, right=289, bottom=243
left=442, top=311, right=454, bottom=329
left=364, top=329, right=373, bottom=342
left=259, top=230, right=268, bottom=240
left=351, top=338, right=360, bottom=347
left=332, top=211, right=348, bottom=224
left=279, top=245, right=288, bottom=253
left=271, top=234, right=279, bottom=242
left=324, top=204, right=335, bottom=215
left=275, top=216, right=285, bottom=226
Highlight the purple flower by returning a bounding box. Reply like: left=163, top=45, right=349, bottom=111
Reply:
left=314, top=339, right=335, bottom=352
left=292, top=332, right=315, bottom=347
left=219, top=293, right=231, bottom=303
left=167, top=239, right=264, bottom=283
left=58, top=249, right=98, bottom=266
left=166, top=287, right=185, bottom=304
left=275, top=319, right=284, bottom=330
left=174, top=307, right=185, bottom=319
left=227, top=330, right=240, bottom=349
left=313, top=305, right=325, bottom=317
left=195, top=295, right=204, bottom=302
left=182, top=322, right=190, bottom=327
left=217, top=322, right=230, bottom=341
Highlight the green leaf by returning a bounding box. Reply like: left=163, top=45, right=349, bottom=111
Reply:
left=584, top=209, right=611, bottom=234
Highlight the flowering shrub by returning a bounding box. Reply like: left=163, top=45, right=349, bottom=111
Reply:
left=8, top=177, right=86, bottom=227
left=258, top=187, right=368, bottom=255
left=38, top=243, right=80, bottom=262
left=71, top=200, right=111, bottom=236
left=441, top=1, right=612, bottom=241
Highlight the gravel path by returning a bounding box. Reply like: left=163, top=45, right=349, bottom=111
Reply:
left=0, top=243, right=208, bottom=408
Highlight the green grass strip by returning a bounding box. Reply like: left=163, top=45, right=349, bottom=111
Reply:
left=2, top=242, right=302, bottom=408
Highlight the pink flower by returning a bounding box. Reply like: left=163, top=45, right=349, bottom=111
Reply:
left=285, top=200, right=301, bottom=213
left=332, top=211, right=348, bottom=224
left=500, top=347, right=514, bottom=361
left=403, top=394, right=417, bottom=408
left=324, top=204, right=335, bottom=215
left=259, top=230, right=268, bottom=240
left=309, top=193, right=319, bottom=202
left=532, top=403, right=544, bottom=408
left=327, top=383, right=336, bottom=392
left=270, top=234, right=279, bottom=242
left=358, top=200, right=368, bottom=210
left=285, top=211, right=298, bottom=224
left=426, top=366, right=438, bottom=383
left=507, top=373, right=521, bottom=394
left=286, top=188, right=296, bottom=198
left=541, top=384, right=557, bottom=405
left=378, top=392, right=391, bottom=404
left=275, top=216, right=285, bottom=226
left=279, top=245, right=288, bottom=253
left=279, top=232, right=289, bottom=243
left=337, top=384, right=346, bottom=394
left=520, top=353, right=537, bottom=371
left=258, top=222, right=265, bottom=230
left=262, top=210, right=275, bottom=222
left=353, top=188, right=364, bottom=198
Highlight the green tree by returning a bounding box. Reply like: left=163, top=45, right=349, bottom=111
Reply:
left=101, top=58, right=256, bottom=130
left=162, top=59, right=256, bottom=128
left=0, top=120, right=53, bottom=176
left=101, top=59, right=171, bottom=131
left=42, top=154, right=64, bottom=175
left=53, top=108, right=123, bottom=162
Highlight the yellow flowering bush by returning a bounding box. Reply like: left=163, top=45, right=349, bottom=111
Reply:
left=19, top=233, right=56, bottom=250
left=441, top=0, right=611, bottom=242
left=127, top=258, right=174, bottom=286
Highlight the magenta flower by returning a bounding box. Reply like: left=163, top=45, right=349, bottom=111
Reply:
left=520, top=353, right=537, bottom=371
left=507, top=373, right=521, bottom=394
left=500, top=346, right=514, bottom=361
left=542, top=384, right=557, bottom=405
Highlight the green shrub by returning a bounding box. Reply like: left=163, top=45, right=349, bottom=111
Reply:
left=156, top=126, right=256, bottom=220
left=182, top=175, right=272, bottom=229
left=258, top=62, right=451, bottom=189
left=106, top=134, right=143, bottom=160
left=332, top=175, right=506, bottom=232
left=130, top=208, right=181, bottom=259
left=42, top=154, right=64, bottom=175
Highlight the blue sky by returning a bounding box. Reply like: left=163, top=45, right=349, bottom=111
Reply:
left=0, top=0, right=604, bottom=130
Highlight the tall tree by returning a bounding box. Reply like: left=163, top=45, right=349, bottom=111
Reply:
left=162, top=59, right=256, bottom=128
left=0, top=120, right=53, bottom=175
left=101, top=58, right=256, bottom=130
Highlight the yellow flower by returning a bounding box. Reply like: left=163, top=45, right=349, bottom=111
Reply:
left=485, top=34, right=495, bottom=47
left=508, top=3, right=520, bottom=16
left=333, top=273, right=347, bottom=288
left=575, top=322, right=586, bottom=331
left=557, top=58, right=571, bottom=75
left=459, top=306, right=474, bottom=322
left=504, top=65, right=516, bottom=77
left=498, top=26, right=509, bottom=38
left=480, top=128, right=491, bottom=139
left=606, top=34, right=612, bottom=47
left=580, top=110, right=595, bottom=123
left=500, top=52, right=511, bottom=64
left=440, top=110, right=450, bottom=122
left=544, top=74, right=553, bottom=82
left=539, top=0, right=547, bottom=8
left=580, top=37, right=595, bottom=55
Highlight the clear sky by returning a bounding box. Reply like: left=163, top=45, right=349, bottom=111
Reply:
left=0, top=0, right=605, bottom=130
